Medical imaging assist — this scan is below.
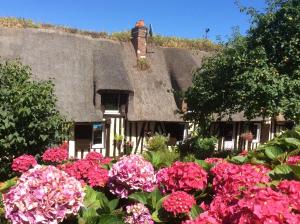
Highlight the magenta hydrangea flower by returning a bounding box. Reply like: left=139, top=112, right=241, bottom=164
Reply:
left=3, top=165, right=84, bottom=224
left=42, top=146, right=68, bottom=163
left=287, top=155, right=300, bottom=165
left=226, top=186, right=300, bottom=223
left=182, top=211, right=221, bottom=224
left=86, top=151, right=112, bottom=165
left=108, top=155, right=156, bottom=198
left=162, top=191, right=195, bottom=216
left=11, top=154, right=37, bottom=173
left=59, top=159, right=108, bottom=187
left=157, top=161, right=208, bottom=193
left=211, top=162, right=270, bottom=196
left=124, top=203, right=153, bottom=224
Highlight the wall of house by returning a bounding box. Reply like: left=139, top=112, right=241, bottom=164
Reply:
left=70, top=119, right=187, bottom=158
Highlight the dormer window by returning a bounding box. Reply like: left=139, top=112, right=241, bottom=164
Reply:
left=101, top=93, right=128, bottom=115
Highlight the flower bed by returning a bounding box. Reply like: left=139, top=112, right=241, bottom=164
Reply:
left=1, top=127, right=300, bottom=224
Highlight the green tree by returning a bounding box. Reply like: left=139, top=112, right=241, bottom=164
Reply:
left=185, top=0, right=300, bottom=134
left=0, top=60, right=70, bottom=180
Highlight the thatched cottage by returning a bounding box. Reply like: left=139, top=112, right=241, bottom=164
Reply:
left=0, top=20, right=293, bottom=157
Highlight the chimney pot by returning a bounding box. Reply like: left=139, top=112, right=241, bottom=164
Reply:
left=131, top=20, right=148, bottom=59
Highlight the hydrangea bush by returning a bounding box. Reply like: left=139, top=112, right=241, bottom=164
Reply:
left=2, top=126, right=300, bottom=224
left=108, top=154, right=156, bottom=198
left=11, top=155, right=37, bottom=173
left=3, top=165, right=84, bottom=224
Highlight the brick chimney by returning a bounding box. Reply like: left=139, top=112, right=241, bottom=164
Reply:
left=131, top=20, right=148, bottom=59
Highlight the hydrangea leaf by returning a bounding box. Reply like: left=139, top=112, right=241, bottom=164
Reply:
left=265, top=146, right=284, bottom=160
left=128, top=191, right=150, bottom=205
left=189, top=204, right=203, bottom=219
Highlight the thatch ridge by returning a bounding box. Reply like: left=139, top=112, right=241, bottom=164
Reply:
left=0, top=17, right=220, bottom=52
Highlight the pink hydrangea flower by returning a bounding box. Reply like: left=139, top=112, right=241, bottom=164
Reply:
left=11, top=155, right=37, bottom=173
left=86, top=151, right=112, bottom=164
left=157, top=161, right=207, bottom=193
left=204, top=157, right=226, bottom=165
left=278, top=179, right=300, bottom=211
left=162, top=191, right=195, bottom=216
left=210, top=162, right=270, bottom=196
left=182, top=211, right=221, bottom=224
left=108, top=155, right=156, bottom=198
left=3, top=165, right=84, bottom=224
left=59, top=159, right=108, bottom=187
left=287, top=155, right=300, bottom=165
left=227, top=186, right=300, bottom=223
left=124, top=203, right=153, bottom=224
left=42, top=146, right=68, bottom=163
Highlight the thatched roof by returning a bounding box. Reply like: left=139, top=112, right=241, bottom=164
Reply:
left=213, top=112, right=265, bottom=122
left=93, top=42, right=133, bottom=93
left=0, top=27, right=211, bottom=122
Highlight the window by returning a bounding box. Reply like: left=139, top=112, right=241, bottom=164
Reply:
left=220, top=123, right=233, bottom=141
left=249, top=123, right=261, bottom=143
left=92, top=123, right=104, bottom=148
left=101, top=93, right=128, bottom=114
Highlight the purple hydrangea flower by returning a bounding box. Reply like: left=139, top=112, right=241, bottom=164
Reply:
left=3, top=165, right=84, bottom=224
left=124, top=203, right=154, bottom=224
left=108, top=155, right=156, bottom=198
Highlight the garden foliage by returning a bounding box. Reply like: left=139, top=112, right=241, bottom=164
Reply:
left=0, top=60, right=69, bottom=180
left=1, top=125, right=300, bottom=223
left=185, top=0, right=300, bottom=130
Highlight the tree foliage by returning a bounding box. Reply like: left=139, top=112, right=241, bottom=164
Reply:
left=0, top=60, right=70, bottom=180
left=185, top=0, right=300, bottom=130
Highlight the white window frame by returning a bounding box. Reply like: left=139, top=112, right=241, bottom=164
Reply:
left=102, top=94, right=122, bottom=115
left=251, top=123, right=261, bottom=143
left=92, top=123, right=105, bottom=149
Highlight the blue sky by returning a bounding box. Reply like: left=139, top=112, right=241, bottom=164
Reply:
left=0, top=0, right=266, bottom=42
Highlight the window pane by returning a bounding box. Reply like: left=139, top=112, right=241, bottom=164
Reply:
left=220, top=123, right=233, bottom=141
left=93, top=123, right=103, bottom=145
left=249, top=125, right=258, bottom=140
left=101, top=94, right=119, bottom=110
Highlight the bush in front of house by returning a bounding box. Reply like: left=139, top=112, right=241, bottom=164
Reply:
left=0, top=60, right=69, bottom=181
left=1, top=126, right=300, bottom=223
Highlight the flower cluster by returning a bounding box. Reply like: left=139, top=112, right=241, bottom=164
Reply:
left=157, top=162, right=207, bottom=193
left=42, top=146, right=68, bottom=163
left=162, top=191, right=195, bottom=216
left=226, top=186, right=300, bottom=223
left=59, top=159, right=108, bottom=187
left=3, top=165, right=84, bottom=224
left=108, top=155, right=156, bottom=198
left=204, top=157, right=226, bottom=165
left=182, top=211, right=221, bottom=224
left=211, top=162, right=270, bottom=196
left=278, top=179, right=300, bottom=211
left=86, top=151, right=112, bottom=164
left=287, top=155, right=300, bottom=165
left=11, top=155, right=37, bottom=173
left=124, top=203, right=153, bottom=224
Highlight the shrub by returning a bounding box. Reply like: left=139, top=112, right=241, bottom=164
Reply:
left=3, top=165, right=84, bottom=224
left=0, top=60, right=69, bottom=181
left=137, top=58, right=150, bottom=71
left=146, top=134, right=168, bottom=152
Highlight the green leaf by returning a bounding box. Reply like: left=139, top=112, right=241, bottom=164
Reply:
left=289, top=165, right=300, bottom=180
left=195, top=159, right=212, bottom=170
left=265, top=146, right=284, bottom=160
left=230, top=156, right=247, bottom=164
left=97, top=214, right=124, bottom=224
left=80, top=208, right=99, bottom=224
left=189, top=205, right=202, bottom=219
left=83, top=186, right=108, bottom=210
left=128, top=191, right=149, bottom=204
left=284, top=138, right=300, bottom=147
left=151, top=210, right=164, bottom=223
left=273, top=164, right=293, bottom=175
left=108, top=199, right=119, bottom=212
left=148, top=188, right=163, bottom=210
